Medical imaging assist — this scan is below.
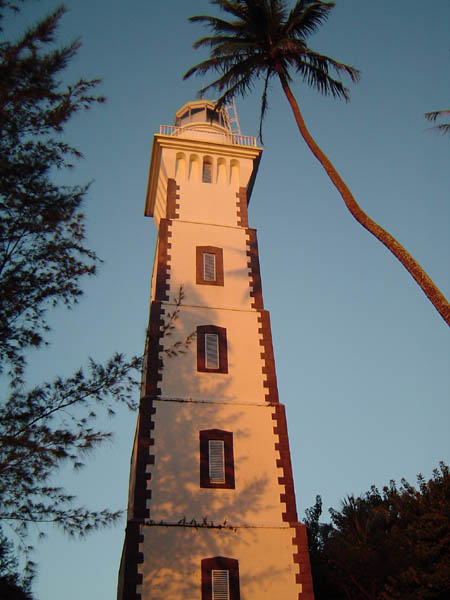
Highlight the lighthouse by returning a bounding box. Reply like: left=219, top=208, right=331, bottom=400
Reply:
left=117, top=100, right=314, bottom=600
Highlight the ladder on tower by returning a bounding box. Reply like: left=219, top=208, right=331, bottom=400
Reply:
left=224, top=98, right=242, bottom=136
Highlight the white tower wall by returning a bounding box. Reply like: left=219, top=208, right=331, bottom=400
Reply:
left=118, top=100, right=314, bottom=600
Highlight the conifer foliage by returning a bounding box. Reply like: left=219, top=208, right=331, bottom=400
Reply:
left=0, top=527, right=33, bottom=598
left=0, top=354, right=140, bottom=540
left=0, top=2, right=103, bottom=382
left=0, top=0, right=141, bottom=559
left=305, top=463, right=450, bottom=599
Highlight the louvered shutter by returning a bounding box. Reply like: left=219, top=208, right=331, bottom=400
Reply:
left=205, top=333, right=219, bottom=369
left=212, top=569, right=229, bottom=600
left=202, top=161, right=212, bottom=183
left=208, top=440, right=225, bottom=483
left=203, top=253, right=216, bottom=281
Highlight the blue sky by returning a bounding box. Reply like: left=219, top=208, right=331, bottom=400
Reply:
left=4, top=1, right=450, bottom=598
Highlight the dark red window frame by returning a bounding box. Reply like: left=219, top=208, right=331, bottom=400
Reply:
left=201, top=556, right=240, bottom=600
left=199, top=429, right=235, bottom=489
left=196, top=246, right=224, bottom=286
left=197, top=325, right=228, bottom=373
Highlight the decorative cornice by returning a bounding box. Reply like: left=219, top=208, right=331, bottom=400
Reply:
left=153, top=132, right=262, bottom=158
left=145, top=135, right=262, bottom=216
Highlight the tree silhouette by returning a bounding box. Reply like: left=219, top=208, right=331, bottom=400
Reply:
left=0, top=0, right=141, bottom=576
left=305, top=463, right=450, bottom=599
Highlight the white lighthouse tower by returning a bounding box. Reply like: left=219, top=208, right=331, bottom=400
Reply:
left=117, top=100, right=314, bottom=600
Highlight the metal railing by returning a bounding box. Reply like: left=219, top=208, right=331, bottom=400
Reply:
left=159, top=125, right=257, bottom=147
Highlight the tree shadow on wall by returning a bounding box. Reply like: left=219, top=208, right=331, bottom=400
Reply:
left=158, top=282, right=266, bottom=405
left=136, top=286, right=295, bottom=598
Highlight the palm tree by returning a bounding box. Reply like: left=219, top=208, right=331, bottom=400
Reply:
left=425, top=109, right=450, bottom=136
left=184, top=0, right=450, bottom=327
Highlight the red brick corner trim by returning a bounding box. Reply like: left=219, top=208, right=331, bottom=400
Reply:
left=117, top=394, right=157, bottom=600
left=117, top=520, right=144, bottom=600
left=118, top=299, right=166, bottom=599
left=272, top=403, right=315, bottom=599
left=235, top=187, right=248, bottom=227
left=143, top=300, right=165, bottom=396
left=292, top=523, right=315, bottom=600
left=133, top=396, right=156, bottom=521
left=166, top=178, right=180, bottom=219
left=246, top=228, right=263, bottom=309
left=272, top=403, right=297, bottom=522
left=257, top=310, right=279, bottom=403
left=155, top=218, right=172, bottom=302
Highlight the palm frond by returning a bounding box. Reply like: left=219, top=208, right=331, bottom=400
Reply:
left=200, top=68, right=257, bottom=110
left=286, top=0, right=335, bottom=38
left=210, top=0, right=250, bottom=21
left=187, top=54, right=264, bottom=109
left=425, top=122, right=450, bottom=136
left=210, top=39, right=263, bottom=56
left=424, top=110, right=450, bottom=137
left=294, top=55, right=350, bottom=99
left=185, top=0, right=359, bottom=135
left=425, top=109, right=450, bottom=122
left=434, top=123, right=450, bottom=135
left=189, top=15, right=245, bottom=36
left=212, top=55, right=266, bottom=94
left=191, top=34, right=244, bottom=51
left=184, top=53, right=259, bottom=81
left=305, top=50, right=360, bottom=83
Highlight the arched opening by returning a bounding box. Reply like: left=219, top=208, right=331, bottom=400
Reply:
left=230, top=159, right=239, bottom=187
left=202, top=156, right=213, bottom=183
left=175, top=152, right=186, bottom=181
left=189, top=154, right=200, bottom=182
left=216, top=158, right=226, bottom=184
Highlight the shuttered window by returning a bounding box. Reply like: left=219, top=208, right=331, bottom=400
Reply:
left=201, top=557, right=240, bottom=600
left=196, top=247, right=224, bottom=287
left=205, top=333, right=219, bottom=369
left=200, top=430, right=235, bottom=489
left=203, top=252, right=216, bottom=281
left=208, top=440, right=225, bottom=483
left=202, top=160, right=212, bottom=183
left=197, top=325, right=227, bottom=373
left=212, top=570, right=229, bottom=600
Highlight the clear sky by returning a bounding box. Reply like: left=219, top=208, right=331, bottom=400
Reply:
left=4, top=1, right=450, bottom=599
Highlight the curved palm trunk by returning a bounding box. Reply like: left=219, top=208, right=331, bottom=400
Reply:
left=277, top=72, right=450, bottom=327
